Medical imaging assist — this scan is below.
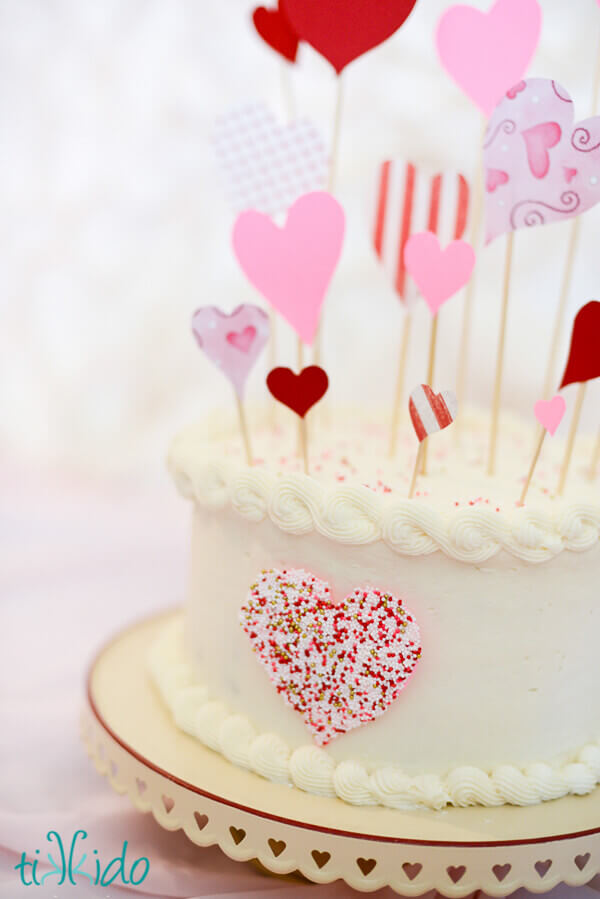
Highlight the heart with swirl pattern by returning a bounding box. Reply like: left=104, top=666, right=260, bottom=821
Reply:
left=484, top=78, right=600, bottom=243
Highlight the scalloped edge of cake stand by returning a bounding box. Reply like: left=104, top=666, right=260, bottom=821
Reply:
left=81, top=608, right=600, bottom=896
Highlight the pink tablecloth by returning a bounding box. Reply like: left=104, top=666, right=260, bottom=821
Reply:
left=2, top=467, right=599, bottom=898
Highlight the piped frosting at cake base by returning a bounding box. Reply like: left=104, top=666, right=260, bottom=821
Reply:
left=149, top=618, right=600, bottom=810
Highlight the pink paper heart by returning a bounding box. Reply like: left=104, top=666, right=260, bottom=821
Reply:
left=436, top=0, right=541, bottom=117
left=240, top=569, right=422, bottom=746
left=486, top=168, right=509, bottom=192
left=534, top=395, right=566, bottom=436
left=403, top=232, right=475, bottom=315
left=484, top=78, right=600, bottom=242
left=232, top=192, right=345, bottom=344
left=191, top=304, right=269, bottom=397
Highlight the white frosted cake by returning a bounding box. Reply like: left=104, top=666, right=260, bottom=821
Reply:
left=149, top=409, right=600, bottom=810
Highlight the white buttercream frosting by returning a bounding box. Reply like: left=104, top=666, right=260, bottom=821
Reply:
left=148, top=619, right=600, bottom=810
left=168, top=409, right=599, bottom=563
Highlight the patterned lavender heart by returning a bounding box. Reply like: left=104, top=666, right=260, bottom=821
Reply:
left=484, top=78, right=600, bottom=242
left=191, top=304, right=269, bottom=397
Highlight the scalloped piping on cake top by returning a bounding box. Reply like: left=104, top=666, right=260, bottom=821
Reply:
left=149, top=619, right=600, bottom=811
left=168, top=455, right=600, bottom=563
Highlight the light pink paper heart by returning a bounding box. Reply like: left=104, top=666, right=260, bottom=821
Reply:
left=232, top=191, right=345, bottom=344
left=534, top=395, right=565, bottom=436
left=484, top=78, right=600, bottom=242
left=240, top=568, right=422, bottom=746
left=191, top=304, right=269, bottom=397
left=403, top=232, right=475, bottom=315
left=436, top=0, right=541, bottom=117
left=213, top=102, right=327, bottom=217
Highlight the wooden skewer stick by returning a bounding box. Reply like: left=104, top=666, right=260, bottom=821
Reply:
left=488, top=230, right=514, bottom=476
left=456, top=114, right=486, bottom=419
left=313, top=77, right=344, bottom=367
left=295, top=341, right=305, bottom=455
left=299, top=417, right=309, bottom=474
left=541, top=217, right=581, bottom=402
left=389, top=311, right=413, bottom=457
left=557, top=382, right=587, bottom=495
left=540, top=36, right=600, bottom=404
left=590, top=428, right=600, bottom=480
left=421, top=314, right=439, bottom=475
left=409, top=442, right=425, bottom=499
left=236, top=394, right=252, bottom=465
left=519, top=429, right=546, bottom=506
left=280, top=60, right=296, bottom=121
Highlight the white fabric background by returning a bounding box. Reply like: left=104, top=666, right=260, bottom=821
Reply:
left=1, top=0, right=598, bottom=478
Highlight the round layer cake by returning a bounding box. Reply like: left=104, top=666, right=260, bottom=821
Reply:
left=149, top=409, right=600, bottom=810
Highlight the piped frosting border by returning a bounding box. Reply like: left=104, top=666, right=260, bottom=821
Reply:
left=168, top=442, right=600, bottom=563
left=149, top=619, right=600, bottom=811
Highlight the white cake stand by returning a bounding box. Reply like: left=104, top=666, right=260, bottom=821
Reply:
left=81, top=609, right=600, bottom=896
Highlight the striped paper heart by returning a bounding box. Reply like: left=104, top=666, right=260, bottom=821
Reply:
left=372, top=160, right=470, bottom=306
left=409, top=384, right=457, bottom=442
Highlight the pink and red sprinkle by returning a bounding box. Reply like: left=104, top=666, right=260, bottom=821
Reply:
left=239, top=568, right=422, bottom=746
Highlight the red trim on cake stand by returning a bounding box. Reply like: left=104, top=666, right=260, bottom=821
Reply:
left=81, top=609, right=600, bottom=895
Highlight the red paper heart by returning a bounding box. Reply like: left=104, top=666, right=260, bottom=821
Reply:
left=560, top=300, right=600, bottom=389
left=266, top=366, right=328, bottom=417
left=281, top=0, right=417, bottom=74
left=252, top=4, right=299, bottom=63
left=240, top=569, right=422, bottom=745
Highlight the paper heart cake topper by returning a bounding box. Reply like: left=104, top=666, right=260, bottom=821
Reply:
left=233, top=191, right=345, bottom=344
left=484, top=78, right=600, bottom=243
left=534, top=396, right=565, bottom=436
left=266, top=366, right=329, bottom=417
left=281, top=0, right=418, bottom=75
left=403, top=232, right=475, bottom=316
left=213, top=103, right=327, bottom=218
left=436, top=0, right=541, bottom=117
left=191, top=305, right=270, bottom=397
left=240, top=568, right=422, bottom=745
left=372, top=160, right=470, bottom=305
left=252, top=4, right=299, bottom=63
left=409, top=384, right=458, bottom=442
left=559, top=301, right=600, bottom=389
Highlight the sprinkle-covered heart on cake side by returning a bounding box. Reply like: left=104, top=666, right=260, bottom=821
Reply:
left=239, top=569, right=422, bottom=746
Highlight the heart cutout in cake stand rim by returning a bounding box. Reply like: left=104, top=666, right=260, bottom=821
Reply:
left=484, top=78, right=600, bottom=243
left=239, top=568, right=422, bottom=745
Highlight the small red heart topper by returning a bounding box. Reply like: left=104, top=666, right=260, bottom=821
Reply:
left=240, top=568, right=422, bottom=745
left=409, top=384, right=457, bottom=442
left=266, top=365, right=328, bottom=417
left=560, top=301, right=600, bottom=389
left=281, top=0, right=418, bottom=74
left=252, top=4, right=299, bottom=63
